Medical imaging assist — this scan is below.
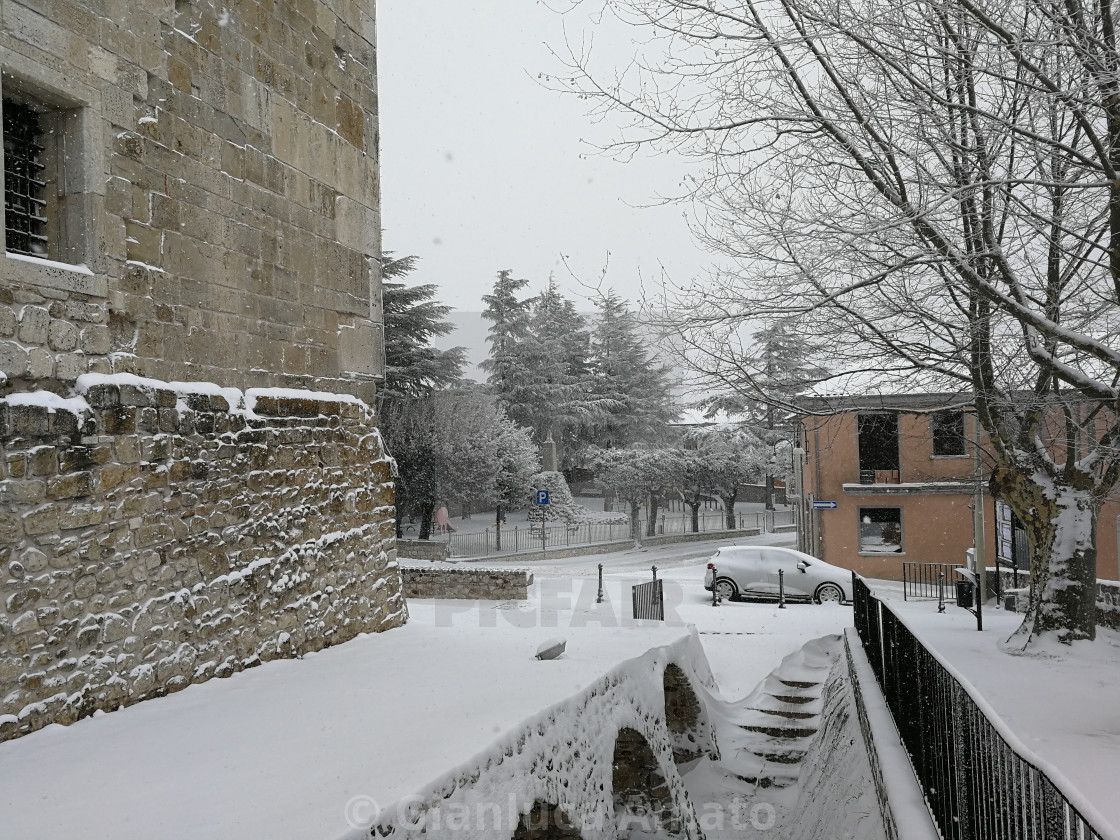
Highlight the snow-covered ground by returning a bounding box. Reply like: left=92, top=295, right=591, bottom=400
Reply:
left=0, top=534, right=848, bottom=840
left=6, top=529, right=1112, bottom=840
left=872, top=590, right=1120, bottom=838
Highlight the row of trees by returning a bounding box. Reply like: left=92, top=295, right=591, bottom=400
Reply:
left=378, top=255, right=539, bottom=539
left=379, top=256, right=783, bottom=540
left=481, top=271, right=679, bottom=468
left=593, top=425, right=771, bottom=539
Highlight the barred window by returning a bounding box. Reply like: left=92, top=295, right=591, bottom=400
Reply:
left=3, top=97, right=48, bottom=257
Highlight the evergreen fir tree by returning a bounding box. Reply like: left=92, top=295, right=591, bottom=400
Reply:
left=379, top=254, right=465, bottom=402
left=480, top=269, right=534, bottom=424
left=588, top=290, right=679, bottom=449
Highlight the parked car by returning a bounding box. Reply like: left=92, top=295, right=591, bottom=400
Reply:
left=703, top=545, right=851, bottom=603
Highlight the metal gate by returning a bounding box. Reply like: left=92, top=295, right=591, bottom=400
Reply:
left=632, top=579, right=664, bottom=621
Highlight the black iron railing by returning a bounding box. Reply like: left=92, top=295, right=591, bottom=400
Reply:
left=902, top=562, right=962, bottom=601
left=853, top=574, right=1115, bottom=840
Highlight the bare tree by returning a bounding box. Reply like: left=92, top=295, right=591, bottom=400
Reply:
left=560, top=0, right=1120, bottom=644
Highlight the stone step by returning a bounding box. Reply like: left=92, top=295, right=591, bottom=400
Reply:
left=749, top=706, right=818, bottom=721
left=740, top=724, right=818, bottom=739
left=778, top=679, right=818, bottom=689
left=769, top=693, right=816, bottom=705
left=754, top=748, right=807, bottom=764
left=734, top=773, right=798, bottom=789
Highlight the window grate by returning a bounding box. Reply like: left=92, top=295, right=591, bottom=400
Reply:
left=3, top=98, right=48, bottom=257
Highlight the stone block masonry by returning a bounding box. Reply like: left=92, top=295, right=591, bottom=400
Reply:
left=400, top=567, right=534, bottom=600
left=0, top=377, right=404, bottom=742
left=0, top=0, right=384, bottom=400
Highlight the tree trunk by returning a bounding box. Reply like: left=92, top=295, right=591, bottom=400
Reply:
left=418, top=504, right=434, bottom=541
left=720, top=491, right=738, bottom=529
left=630, top=499, right=642, bottom=546
left=765, top=473, right=775, bottom=511
left=647, top=494, right=660, bottom=537
left=396, top=508, right=404, bottom=539
left=989, top=465, right=1099, bottom=644
left=495, top=503, right=502, bottom=551
left=688, top=502, right=701, bottom=533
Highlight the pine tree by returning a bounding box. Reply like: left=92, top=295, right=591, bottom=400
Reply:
left=480, top=269, right=533, bottom=414
left=588, top=291, right=679, bottom=449
left=701, top=318, right=827, bottom=508
left=379, top=254, right=465, bottom=402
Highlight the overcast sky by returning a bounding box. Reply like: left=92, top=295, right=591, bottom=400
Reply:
left=376, top=1, right=711, bottom=313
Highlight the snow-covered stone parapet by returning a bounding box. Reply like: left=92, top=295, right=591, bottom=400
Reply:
left=0, top=378, right=403, bottom=742
left=349, top=634, right=717, bottom=840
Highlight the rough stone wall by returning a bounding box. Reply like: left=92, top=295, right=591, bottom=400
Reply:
left=400, top=567, right=534, bottom=600
left=0, top=0, right=382, bottom=399
left=0, top=381, right=403, bottom=742
left=397, top=538, right=450, bottom=562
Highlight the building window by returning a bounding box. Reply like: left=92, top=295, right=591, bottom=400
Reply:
left=857, top=413, right=900, bottom=484
left=932, top=410, right=966, bottom=456
left=3, top=97, right=48, bottom=256
left=859, top=507, right=903, bottom=553
left=0, top=81, right=89, bottom=267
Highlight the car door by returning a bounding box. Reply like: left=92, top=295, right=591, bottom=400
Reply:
left=764, top=549, right=811, bottom=596
left=726, top=548, right=773, bottom=595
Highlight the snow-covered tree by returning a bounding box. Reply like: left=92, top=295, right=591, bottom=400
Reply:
left=481, top=269, right=534, bottom=417
left=588, top=291, right=679, bottom=450
left=379, top=254, right=465, bottom=402
left=679, top=426, right=769, bottom=530
left=515, top=278, right=597, bottom=445
left=593, top=446, right=683, bottom=541
left=383, top=389, right=536, bottom=540
left=561, top=0, right=1120, bottom=645
left=700, top=320, right=827, bottom=508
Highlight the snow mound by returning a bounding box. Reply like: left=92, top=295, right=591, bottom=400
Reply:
left=529, top=471, right=628, bottom=524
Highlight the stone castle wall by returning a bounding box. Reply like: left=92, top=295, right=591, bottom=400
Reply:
left=0, top=379, right=403, bottom=742
left=0, top=0, right=382, bottom=398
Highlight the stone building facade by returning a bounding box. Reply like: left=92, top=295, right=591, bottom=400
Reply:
left=0, top=0, right=402, bottom=741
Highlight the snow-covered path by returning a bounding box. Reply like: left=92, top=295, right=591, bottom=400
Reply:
left=0, top=537, right=852, bottom=840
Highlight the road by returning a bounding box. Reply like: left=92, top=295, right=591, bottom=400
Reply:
left=458, top=530, right=800, bottom=577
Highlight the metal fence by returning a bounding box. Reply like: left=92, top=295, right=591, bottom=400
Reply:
left=442, top=509, right=794, bottom=558
left=852, top=574, right=1114, bottom=840
left=632, top=578, right=665, bottom=620
left=902, top=562, right=963, bottom=600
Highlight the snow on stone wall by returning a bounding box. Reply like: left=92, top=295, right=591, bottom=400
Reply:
left=0, top=379, right=403, bottom=742
left=400, top=566, right=534, bottom=600
left=348, top=634, right=718, bottom=840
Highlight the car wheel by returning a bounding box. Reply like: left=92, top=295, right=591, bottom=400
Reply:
left=815, top=583, right=844, bottom=604
left=714, top=578, right=738, bottom=601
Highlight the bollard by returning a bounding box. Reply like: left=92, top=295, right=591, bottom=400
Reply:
left=597, top=563, right=604, bottom=604
left=651, top=565, right=658, bottom=581
left=778, top=568, right=787, bottom=609
left=938, top=571, right=946, bottom=613
left=711, top=564, right=719, bottom=607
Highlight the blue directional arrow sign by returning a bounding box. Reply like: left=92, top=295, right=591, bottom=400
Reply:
left=812, top=500, right=838, bottom=509
left=536, top=490, right=550, bottom=505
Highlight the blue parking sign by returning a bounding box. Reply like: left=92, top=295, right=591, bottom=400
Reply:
left=535, top=490, right=550, bottom=505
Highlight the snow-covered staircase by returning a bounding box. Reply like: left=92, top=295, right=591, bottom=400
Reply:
left=726, top=644, right=834, bottom=790
left=677, top=636, right=845, bottom=839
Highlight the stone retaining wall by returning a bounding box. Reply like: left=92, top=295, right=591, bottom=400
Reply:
left=400, top=567, right=534, bottom=600
left=397, top=539, right=450, bottom=562
left=0, top=380, right=403, bottom=742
